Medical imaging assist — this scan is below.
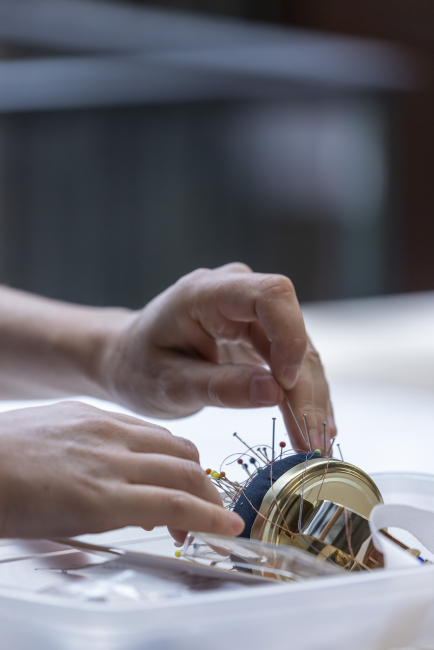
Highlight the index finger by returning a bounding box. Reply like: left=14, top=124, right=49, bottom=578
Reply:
left=113, top=485, right=245, bottom=537
left=194, top=272, right=307, bottom=390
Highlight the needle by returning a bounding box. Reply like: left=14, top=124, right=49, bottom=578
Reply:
left=302, top=414, right=313, bottom=453
left=284, top=394, right=308, bottom=447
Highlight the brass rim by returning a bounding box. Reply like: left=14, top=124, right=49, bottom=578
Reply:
left=250, top=458, right=383, bottom=550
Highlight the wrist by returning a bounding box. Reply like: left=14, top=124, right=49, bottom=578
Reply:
left=0, top=286, right=137, bottom=402
left=78, top=307, right=136, bottom=402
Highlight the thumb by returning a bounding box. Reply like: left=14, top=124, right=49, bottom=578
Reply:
left=165, top=357, right=284, bottom=412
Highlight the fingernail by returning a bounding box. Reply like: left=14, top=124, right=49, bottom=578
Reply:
left=229, top=512, right=245, bottom=535
left=282, top=367, right=299, bottom=390
left=251, top=375, right=279, bottom=405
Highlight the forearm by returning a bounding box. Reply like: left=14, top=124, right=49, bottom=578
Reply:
left=0, top=286, right=129, bottom=400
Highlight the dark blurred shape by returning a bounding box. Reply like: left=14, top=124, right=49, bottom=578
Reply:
left=0, top=0, right=413, bottom=307
left=282, top=1, right=434, bottom=295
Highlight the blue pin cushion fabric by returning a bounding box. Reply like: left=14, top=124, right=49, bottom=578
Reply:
left=232, top=453, right=318, bottom=539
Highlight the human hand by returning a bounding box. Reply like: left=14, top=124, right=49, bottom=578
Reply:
left=280, top=337, right=336, bottom=453
left=0, top=401, right=244, bottom=541
left=99, top=263, right=336, bottom=452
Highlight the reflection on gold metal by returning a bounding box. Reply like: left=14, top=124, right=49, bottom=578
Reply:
left=250, top=458, right=385, bottom=573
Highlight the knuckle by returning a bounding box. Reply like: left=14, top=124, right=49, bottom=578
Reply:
left=307, top=348, right=321, bottom=363
left=188, top=267, right=210, bottom=279
left=181, top=460, right=206, bottom=488
left=313, top=407, right=326, bottom=425
left=177, top=437, right=200, bottom=463
left=90, top=415, right=114, bottom=436
left=166, top=491, right=190, bottom=519
left=208, top=318, right=244, bottom=341
left=260, top=274, right=295, bottom=300
left=150, top=423, right=172, bottom=437
left=56, top=399, right=79, bottom=408
left=57, top=400, right=94, bottom=414
left=61, top=401, right=112, bottom=433
left=293, top=334, right=308, bottom=358
left=224, top=262, right=253, bottom=274
left=176, top=267, right=210, bottom=291
left=306, top=342, right=322, bottom=365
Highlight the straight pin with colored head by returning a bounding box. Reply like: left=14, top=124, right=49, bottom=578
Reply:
left=233, top=432, right=263, bottom=463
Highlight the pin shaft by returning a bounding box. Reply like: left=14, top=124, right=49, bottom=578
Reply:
left=302, top=414, right=313, bottom=453
left=242, top=463, right=252, bottom=477
left=256, top=448, right=269, bottom=463
left=233, top=433, right=263, bottom=463
left=284, top=394, right=308, bottom=447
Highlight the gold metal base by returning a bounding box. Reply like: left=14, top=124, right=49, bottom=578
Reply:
left=250, top=458, right=384, bottom=571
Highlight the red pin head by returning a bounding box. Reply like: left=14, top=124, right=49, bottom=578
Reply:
left=279, top=442, right=286, bottom=448
left=237, top=458, right=243, bottom=464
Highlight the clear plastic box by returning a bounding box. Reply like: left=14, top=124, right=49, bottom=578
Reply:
left=0, top=472, right=433, bottom=650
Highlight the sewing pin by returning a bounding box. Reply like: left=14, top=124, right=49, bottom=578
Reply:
left=221, top=473, right=236, bottom=486
left=233, top=433, right=263, bottom=462
left=323, top=422, right=327, bottom=454
left=213, top=482, right=233, bottom=498
left=337, top=443, right=344, bottom=462
left=272, top=418, right=276, bottom=460
left=256, top=447, right=269, bottom=463
left=302, top=414, right=313, bottom=453
left=284, top=394, right=308, bottom=446
left=242, top=463, right=252, bottom=477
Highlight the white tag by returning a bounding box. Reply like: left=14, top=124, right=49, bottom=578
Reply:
left=369, top=503, right=434, bottom=568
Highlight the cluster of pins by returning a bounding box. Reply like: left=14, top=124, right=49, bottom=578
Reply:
left=204, top=468, right=243, bottom=508
left=205, top=404, right=340, bottom=508
left=204, top=420, right=291, bottom=508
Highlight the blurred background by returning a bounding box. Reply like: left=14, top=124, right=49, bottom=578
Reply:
left=0, top=0, right=429, bottom=308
